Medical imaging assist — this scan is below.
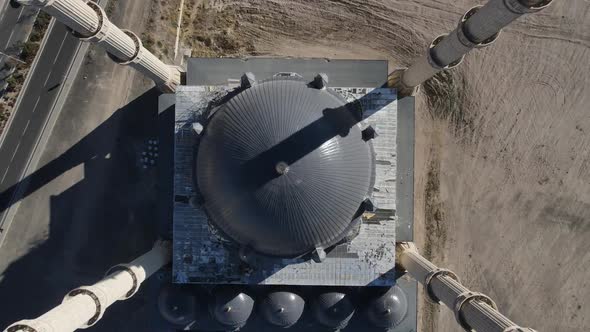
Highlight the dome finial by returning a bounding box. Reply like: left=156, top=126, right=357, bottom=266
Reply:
left=275, top=161, right=290, bottom=175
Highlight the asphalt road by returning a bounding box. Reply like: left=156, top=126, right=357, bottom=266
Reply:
left=0, top=22, right=78, bottom=191
left=0, top=1, right=38, bottom=61
left=0, top=1, right=37, bottom=85
left=0, top=0, right=110, bottom=245
left=0, top=1, right=23, bottom=52
left=0, top=6, right=89, bottom=242
left=0, top=0, right=163, bottom=327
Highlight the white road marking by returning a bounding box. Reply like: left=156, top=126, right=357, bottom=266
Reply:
left=43, top=69, right=53, bottom=86
left=0, top=165, right=10, bottom=184
left=31, top=96, right=40, bottom=114
left=16, top=7, right=23, bottom=21
left=0, top=2, right=109, bottom=247
left=22, top=119, right=30, bottom=135
left=2, top=8, right=23, bottom=49
left=42, top=33, right=69, bottom=87
left=4, top=29, right=15, bottom=48
left=174, top=0, right=185, bottom=60
left=0, top=139, right=20, bottom=184
left=0, top=95, right=37, bottom=184
left=52, top=33, right=68, bottom=66
left=0, top=0, right=9, bottom=22
left=1, top=29, right=68, bottom=187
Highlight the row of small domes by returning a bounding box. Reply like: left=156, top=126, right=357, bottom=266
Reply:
left=158, top=285, right=408, bottom=330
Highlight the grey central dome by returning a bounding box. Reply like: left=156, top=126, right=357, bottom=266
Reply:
left=196, top=77, right=375, bottom=257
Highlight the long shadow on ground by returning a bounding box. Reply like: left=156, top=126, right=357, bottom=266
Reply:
left=0, top=87, right=163, bottom=331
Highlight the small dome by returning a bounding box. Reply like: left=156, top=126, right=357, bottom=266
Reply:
left=367, top=286, right=408, bottom=328
left=260, top=291, right=305, bottom=328
left=197, top=78, right=374, bottom=257
left=157, top=284, right=196, bottom=326
left=312, top=291, right=355, bottom=329
left=209, top=288, right=254, bottom=330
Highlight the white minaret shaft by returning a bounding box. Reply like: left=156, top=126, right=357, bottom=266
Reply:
left=390, top=0, right=553, bottom=95
left=19, top=0, right=182, bottom=92
left=4, top=241, right=171, bottom=332
left=396, top=242, right=536, bottom=332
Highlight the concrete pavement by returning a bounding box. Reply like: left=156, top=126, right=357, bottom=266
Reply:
left=0, top=23, right=74, bottom=188
left=0, top=0, right=108, bottom=246
left=0, top=22, right=78, bottom=235
left=0, top=0, right=161, bottom=327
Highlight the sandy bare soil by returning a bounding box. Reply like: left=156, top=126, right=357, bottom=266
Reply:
left=0, top=0, right=586, bottom=331
left=170, top=0, right=590, bottom=330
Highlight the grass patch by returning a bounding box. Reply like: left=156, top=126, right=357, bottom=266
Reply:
left=422, top=70, right=474, bottom=137
left=422, top=148, right=447, bottom=260
left=29, top=11, right=50, bottom=42
left=143, top=33, right=156, bottom=53
left=182, top=3, right=256, bottom=57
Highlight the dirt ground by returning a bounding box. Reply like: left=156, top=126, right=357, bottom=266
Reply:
left=1, top=0, right=587, bottom=331
left=165, top=0, right=589, bottom=330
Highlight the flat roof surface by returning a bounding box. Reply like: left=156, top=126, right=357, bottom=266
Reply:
left=187, top=58, right=388, bottom=87
left=173, top=85, right=399, bottom=286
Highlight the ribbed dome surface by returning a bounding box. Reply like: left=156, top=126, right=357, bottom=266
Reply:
left=209, top=288, right=254, bottom=329
left=157, top=284, right=196, bottom=326
left=197, top=78, right=374, bottom=257
left=367, top=286, right=408, bottom=328
left=260, top=291, right=305, bottom=328
left=312, top=292, right=356, bottom=329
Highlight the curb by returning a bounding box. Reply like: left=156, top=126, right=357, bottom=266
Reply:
left=0, top=0, right=110, bottom=248
left=0, top=14, right=52, bottom=149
